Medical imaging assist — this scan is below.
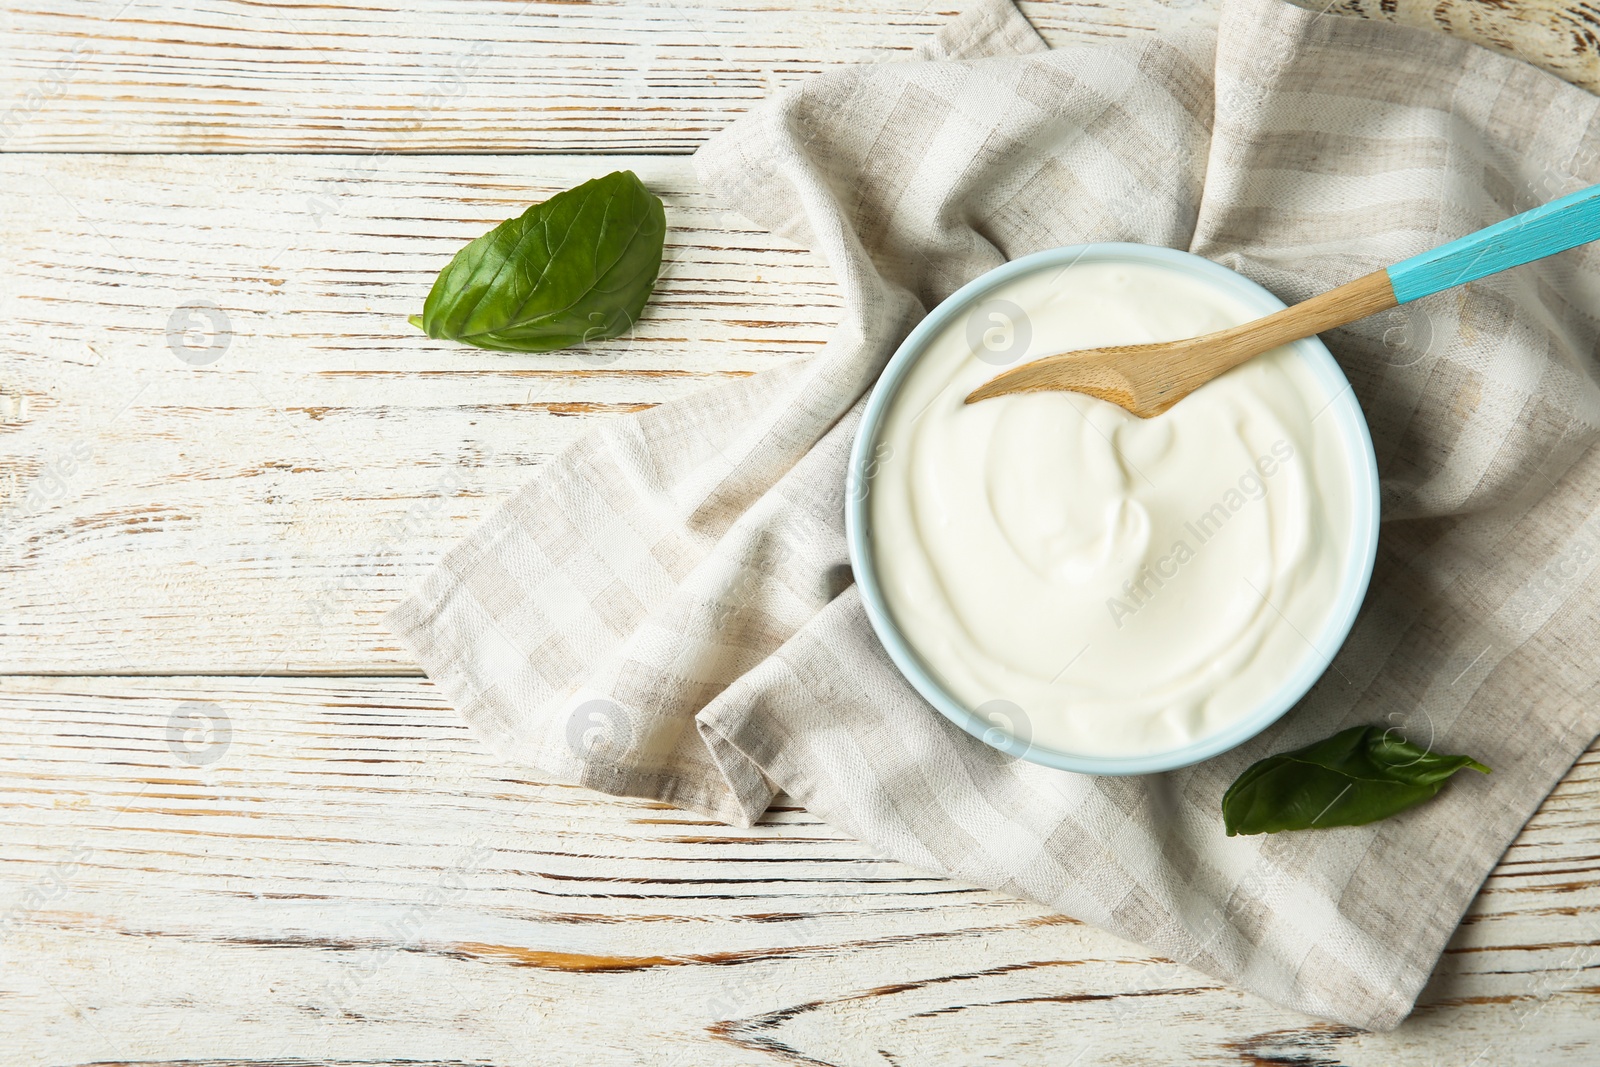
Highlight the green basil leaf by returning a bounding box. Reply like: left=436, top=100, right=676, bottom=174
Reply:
left=411, top=169, right=665, bottom=353
left=1221, top=725, right=1490, bottom=836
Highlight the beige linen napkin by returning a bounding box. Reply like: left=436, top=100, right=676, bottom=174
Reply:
left=388, top=0, right=1600, bottom=1029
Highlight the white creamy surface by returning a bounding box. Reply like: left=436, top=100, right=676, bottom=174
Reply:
left=869, top=260, right=1356, bottom=759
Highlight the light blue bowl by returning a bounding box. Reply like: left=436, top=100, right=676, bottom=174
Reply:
left=845, top=243, right=1381, bottom=776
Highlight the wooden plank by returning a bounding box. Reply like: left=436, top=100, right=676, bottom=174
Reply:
left=0, top=152, right=840, bottom=674
left=3, top=1, right=1598, bottom=155
left=1342, top=0, right=1600, bottom=95
left=5, top=4, right=1598, bottom=1063
left=0, top=675, right=1596, bottom=1063
left=0, top=0, right=1188, bottom=155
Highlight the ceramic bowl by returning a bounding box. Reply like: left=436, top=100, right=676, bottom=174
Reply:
left=844, top=242, right=1381, bottom=775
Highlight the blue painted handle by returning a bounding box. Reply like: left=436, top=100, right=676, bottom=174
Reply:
left=1387, top=182, right=1600, bottom=304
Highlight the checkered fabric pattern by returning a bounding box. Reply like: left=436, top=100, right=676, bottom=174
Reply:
left=389, top=0, right=1600, bottom=1028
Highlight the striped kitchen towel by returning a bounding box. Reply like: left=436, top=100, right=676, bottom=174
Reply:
left=388, top=0, right=1600, bottom=1029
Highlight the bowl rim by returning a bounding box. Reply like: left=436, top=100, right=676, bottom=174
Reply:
left=844, top=241, right=1382, bottom=776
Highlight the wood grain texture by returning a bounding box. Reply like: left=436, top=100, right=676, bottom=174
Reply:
left=1, top=676, right=1598, bottom=1066
left=4, top=0, right=1598, bottom=155
left=6, top=1, right=1600, bottom=1061
left=1337, top=0, right=1600, bottom=95
left=0, top=152, right=840, bottom=674
left=0, top=0, right=1191, bottom=154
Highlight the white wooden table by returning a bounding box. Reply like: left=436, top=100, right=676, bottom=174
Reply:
left=4, top=2, right=1600, bottom=1063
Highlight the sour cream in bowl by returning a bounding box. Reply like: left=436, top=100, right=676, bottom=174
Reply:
left=845, top=243, right=1379, bottom=775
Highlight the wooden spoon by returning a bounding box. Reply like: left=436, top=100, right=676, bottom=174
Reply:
left=965, top=183, right=1600, bottom=417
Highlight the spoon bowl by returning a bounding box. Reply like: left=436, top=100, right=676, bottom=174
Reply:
left=967, top=181, right=1600, bottom=413
left=963, top=271, right=1394, bottom=416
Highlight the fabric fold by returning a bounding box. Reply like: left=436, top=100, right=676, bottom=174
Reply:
left=389, top=0, right=1600, bottom=1029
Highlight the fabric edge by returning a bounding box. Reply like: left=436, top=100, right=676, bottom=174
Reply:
left=921, top=0, right=1049, bottom=62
